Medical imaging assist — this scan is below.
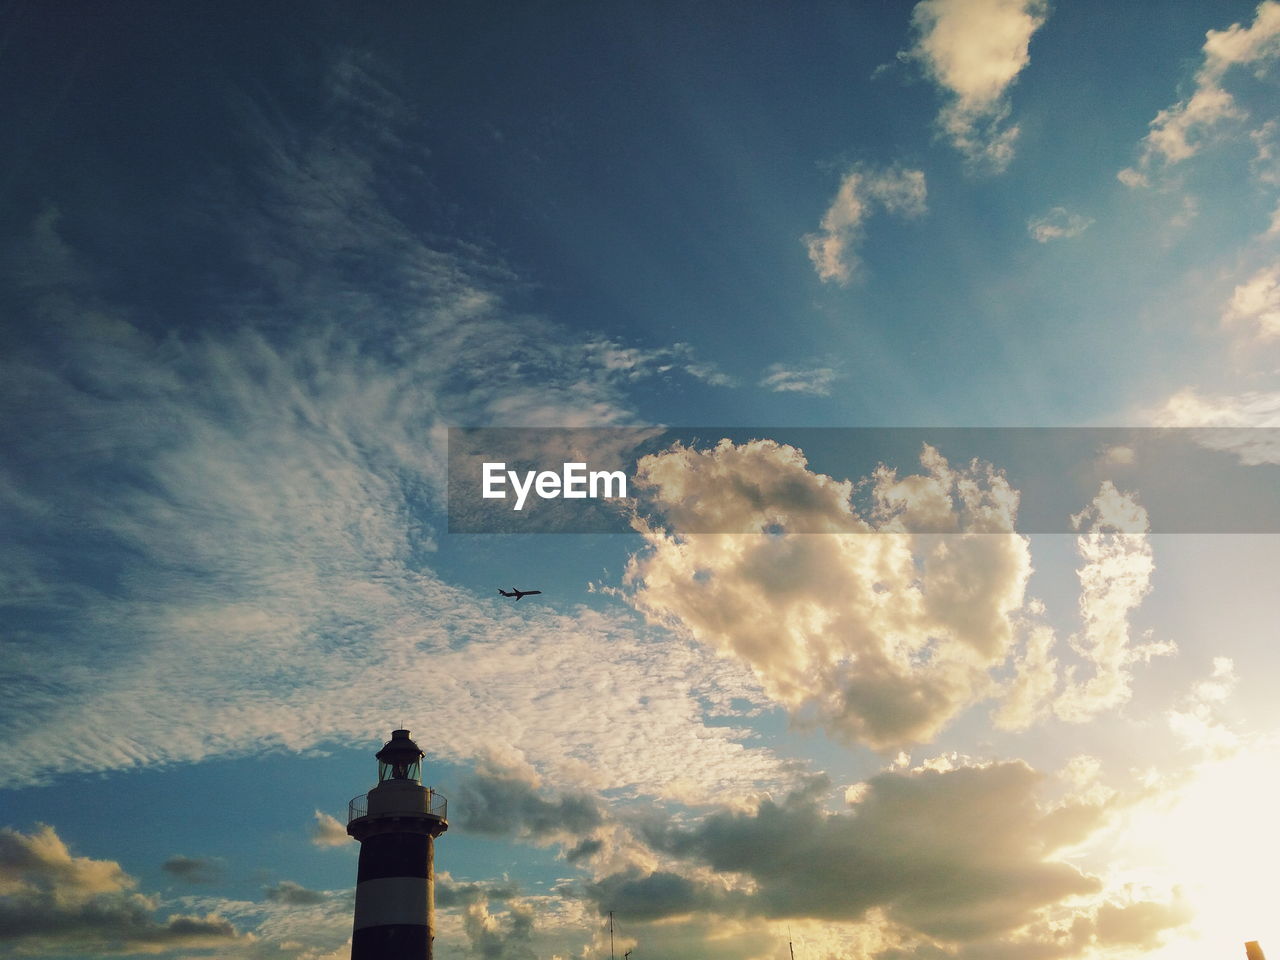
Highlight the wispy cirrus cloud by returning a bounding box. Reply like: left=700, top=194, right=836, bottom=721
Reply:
left=903, top=0, right=1049, bottom=172
left=1027, top=206, right=1094, bottom=243
left=1154, top=388, right=1280, bottom=464
left=161, top=855, right=225, bottom=885
left=0, top=55, right=786, bottom=805
left=758, top=363, right=842, bottom=396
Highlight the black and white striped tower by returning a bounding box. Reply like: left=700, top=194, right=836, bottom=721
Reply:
left=347, top=729, right=448, bottom=960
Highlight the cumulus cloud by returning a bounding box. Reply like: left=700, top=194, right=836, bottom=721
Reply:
left=625, top=439, right=1032, bottom=749
left=804, top=166, right=927, bottom=285
left=462, top=898, right=537, bottom=960
left=1027, top=206, right=1094, bottom=243
left=311, top=811, right=350, bottom=848
left=0, top=824, right=243, bottom=953
left=1053, top=482, right=1172, bottom=723
left=992, top=618, right=1060, bottom=731
left=904, top=0, right=1049, bottom=171
left=160, top=855, right=224, bottom=884
left=454, top=761, right=605, bottom=841
left=1120, top=1, right=1280, bottom=184
left=435, top=873, right=520, bottom=909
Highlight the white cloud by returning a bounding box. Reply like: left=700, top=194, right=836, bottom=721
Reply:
left=758, top=363, right=841, bottom=395
left=1027, top=206, right=1094, bottom=243
left=1155, top=388, right=1280, bottom=463
left=993, top=484, right=1166, bottom=732
left=1157, top=387, right=1280, bottom=427
left=1167, top=657, right=1240, bottom=756
left=624, top=440, right=1032, bottom=749
left=1054, top=482, right=1172, bottom=724
left=1250, top=119, right=1280, bottom=185
left=991, top=621, right=1059, bottom=731
left=804, top=166, right=927, bottom=285
left=1222, top=263, right=1280, bottom=337
left=1120, top=1, right=1280, bottom=184
left=0, top=62, right=789, bottom=806
left=904, top=0, right=1049, bottom=171
left=310, top=811, right=351, bottom=848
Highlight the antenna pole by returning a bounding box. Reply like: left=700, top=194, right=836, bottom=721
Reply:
left=609, top=910, right=615, bottom=960
left=789, top=927, right=796, bottom=960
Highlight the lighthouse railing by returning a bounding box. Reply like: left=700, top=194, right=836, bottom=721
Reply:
left=348, top=794, right=368, bottom=822
left=348, top=789, right=447, bottom=823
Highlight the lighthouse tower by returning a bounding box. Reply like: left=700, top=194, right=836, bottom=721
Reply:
left=347, top=729, right=448, bottom=959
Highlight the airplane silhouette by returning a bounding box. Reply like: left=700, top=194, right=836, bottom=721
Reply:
left=498, top=587, right=542, bottom=600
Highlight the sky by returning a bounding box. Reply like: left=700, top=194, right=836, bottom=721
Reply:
left=4, top=1, right=1280, bottom=959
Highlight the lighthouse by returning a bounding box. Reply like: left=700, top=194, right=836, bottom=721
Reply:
left=347, top=729, right=448, bottom=959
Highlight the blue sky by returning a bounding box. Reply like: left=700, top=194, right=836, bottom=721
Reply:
left=4, top=2, right=1280, bottom=958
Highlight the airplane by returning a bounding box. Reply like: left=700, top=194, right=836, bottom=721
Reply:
left=498, top=587, right=542, bottom=601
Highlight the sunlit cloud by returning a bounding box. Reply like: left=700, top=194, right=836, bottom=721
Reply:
left=625, top=439, right=1033, bottom=749
left=581, top=758, right=1163, bottom=958
left=903, top=0, right=1049, bottom=172
left=804, top=165, right=927, bottom=285
left=1054, top=482, right=1172, bottom=723
left=1167, top=657, right=1240, bottom=757
left=1154, top=388, right=1280, bottom=463
left=0, top=824, right=244, bottom=954
left=1222, top=263, right=1280, bottom=338
left=1120, top=1, right=1280, bottom=185
left=310, top=812, right=351, bottom=849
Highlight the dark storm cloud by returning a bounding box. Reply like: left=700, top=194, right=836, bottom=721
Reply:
left=436, top=875, right=520, bottom=908
left=0, top=825, right=242, bottom=951
left=161, top=854, right=224, bottom=884
left=565, top=837, right=604, bottom=863
left=455, top=767, right=605, bottom=838
left=263, top=880, right=327, bottom=905
left=585, top=870, right=742, bottom=922
left=591, top=762, right=1106, bottom=942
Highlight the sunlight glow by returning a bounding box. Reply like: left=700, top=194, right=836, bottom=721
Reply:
left=1124, top=740, right=1280, bottom=960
